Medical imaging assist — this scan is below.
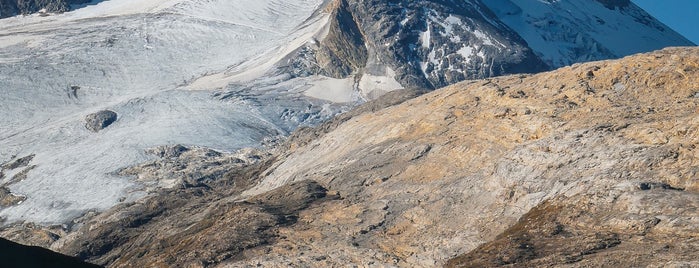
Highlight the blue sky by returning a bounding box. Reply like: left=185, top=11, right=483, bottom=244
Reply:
left=632, top=0, right=698, bottom=44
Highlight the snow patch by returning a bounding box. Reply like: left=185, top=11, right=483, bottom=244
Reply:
left=358, top=67, right=404, bottom=99
left=420, top=26, right=431, bottom=48
left=305, top=76, right=358, bottom=103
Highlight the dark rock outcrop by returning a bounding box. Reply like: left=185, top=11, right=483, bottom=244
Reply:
left=314, top=0, right=368, bottom=78
left=0, top=0, right=92, bottom=18
left=0, top=237, right=100, bottom=268
left=1, top=154, right=34, bottom=170
left=0, top=187, right=25, bottom=207
left=84, top=110, right=117, bottom=132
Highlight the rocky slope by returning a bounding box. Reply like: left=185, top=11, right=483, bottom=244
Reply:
left=284, top=0, right=693, bottom=93
left=483, top=0, right=695, bottom=68
left=0, top=0, right=693, bottom=229
left=2, top=47, right=696, bottom=267
left=0, top=0, right=90, bottom=18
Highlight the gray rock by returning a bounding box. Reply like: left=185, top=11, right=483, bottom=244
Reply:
left=0, top=0, right=92, bottom=18
left=84, top=110, right=117, bottom=132
left=0, top=186, right=26, bottom=207
left=1, top=154, right=34, bottom=170
left=283, top=0, right=548, bottom=90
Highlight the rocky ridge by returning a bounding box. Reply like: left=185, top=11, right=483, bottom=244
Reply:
left=2, top=47, right=697, bottom=267
left=283, top=0, right=692, bottom=94
left=0, top=0, right=90, bottom=18
left=287, top=0, right=548, bottom=92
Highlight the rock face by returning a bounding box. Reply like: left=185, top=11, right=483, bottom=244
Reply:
left=314, top=0, right=368, bottom=79
left=289, top=0, right=548, bottom=90
left=84, top=110, right=117, bottom=132
left=0, top=0, right=91, bottom=18
left=4, top=47, right=696, bottom=267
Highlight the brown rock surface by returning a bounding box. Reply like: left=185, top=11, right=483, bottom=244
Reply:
left=240, top=47, right=699, bottom=267
left=3, top=47, right=699, bottom=267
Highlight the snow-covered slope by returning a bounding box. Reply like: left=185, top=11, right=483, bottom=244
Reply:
left=0, top=0, right=341, bottom=224
left=482, top=0, right=695, bottom=67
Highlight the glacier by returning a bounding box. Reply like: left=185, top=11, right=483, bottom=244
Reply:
left=0, top=0, right=347, bottom=224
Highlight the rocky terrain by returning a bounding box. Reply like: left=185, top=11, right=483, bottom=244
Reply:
left=285, top=0, right=692, bottom=92
left=2, top=47, right=697, bottom=267
left=1, top=0, right=698, bottom=266
left=0, top=0, right=692, bottom=228
left=0, top=0, right=91, bottom=18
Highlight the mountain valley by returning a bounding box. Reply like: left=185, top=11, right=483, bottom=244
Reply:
left=0, top=0, right=697, bottom=267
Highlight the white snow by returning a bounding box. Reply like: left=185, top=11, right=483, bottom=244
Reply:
left=473, top=29, right=502, bottom=47
left=457, top=45, right=474, bottom=61
left=305, top=76, right=358, bottom=103
left=0, top=0, right=344, bottom=225
left=358, top=67, right=404, bottom=99
left=420, top=26, right=431, bottom=48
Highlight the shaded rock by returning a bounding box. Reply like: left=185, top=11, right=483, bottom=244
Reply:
left=0, top=187, right=26, bottom=207
left=0, top=0, right=93, bottom=18
left=145, top=144, right=190, bottom=158
left=7, top=165, right=35, bottom=185
left=314, top=0, right=368, bottom=78
left=1, top=154, right=34, bottom=170
left=0, top=223, right=62, bottom=249
left=58, top=177, right=329, bottom=267
left=84, top=110, right=117, bottom=132
left=0, top=237, right=100, bottom=268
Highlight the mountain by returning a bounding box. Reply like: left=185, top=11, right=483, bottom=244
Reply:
left=3, top=47, right=695, bottom=267
left=285, top=0, right=549, bottom=91
left=284, top=0, right=693, bottom=91
left=482, top=0, right=695, bottom=67
left=0, top=0, right=91, bottom=18
left=0, top=0, right=695, bottom=262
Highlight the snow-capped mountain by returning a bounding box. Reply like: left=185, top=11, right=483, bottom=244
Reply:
left=285, top=0, right=693, bottom=90
left=0, top=0, right=693, bottom=226
left=483, top=0, right=695, bottom=67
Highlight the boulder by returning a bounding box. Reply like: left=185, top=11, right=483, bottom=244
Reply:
left=85, top=110, right=117, bottom=132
